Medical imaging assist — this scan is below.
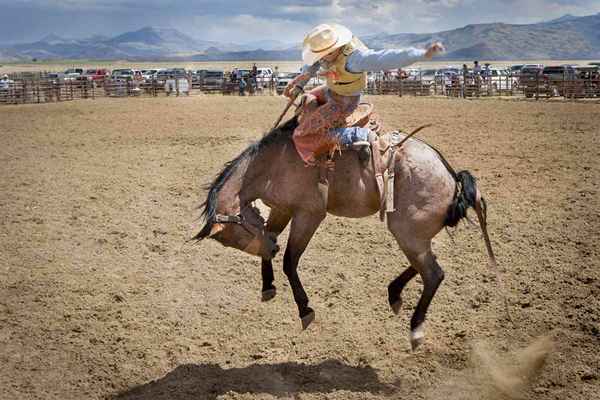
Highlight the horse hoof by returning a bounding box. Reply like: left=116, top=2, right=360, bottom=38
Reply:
left=301, top=310, right=315, bottom=330
left=261, top=288, right=277, bottom=302
left=410, top=325, right=425, bottom=351
left=390, top=299, right=402, bottom=315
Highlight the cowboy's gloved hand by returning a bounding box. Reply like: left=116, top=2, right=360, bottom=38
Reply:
left=284, top=83, right=304, bottom=99
left=284, top=73, right=310, bottom=99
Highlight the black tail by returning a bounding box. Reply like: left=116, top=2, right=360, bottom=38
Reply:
left=445, top=170, right=479, bottom=228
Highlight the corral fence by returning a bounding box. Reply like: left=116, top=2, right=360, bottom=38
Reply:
left=1, top=71, right=599, bottom=105
left=366, top=71, right=600, bottom=99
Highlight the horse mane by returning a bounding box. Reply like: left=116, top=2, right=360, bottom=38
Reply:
left=193, top=116, right=298, bottom=240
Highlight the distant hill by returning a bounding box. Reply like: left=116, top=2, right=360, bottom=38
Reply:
left=364, top=12, right=600, bottom=60
left=1, top=13, right=600, bottom=62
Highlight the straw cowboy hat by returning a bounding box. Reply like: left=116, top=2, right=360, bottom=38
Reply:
left=302, top=23, right=358, bottom=65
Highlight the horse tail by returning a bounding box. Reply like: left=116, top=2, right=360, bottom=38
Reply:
left=445, top=170, right=515, bottom=326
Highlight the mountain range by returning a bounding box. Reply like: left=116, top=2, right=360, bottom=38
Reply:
left=1, top=13, right=599, bottom=62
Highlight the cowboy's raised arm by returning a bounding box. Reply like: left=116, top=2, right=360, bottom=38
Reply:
left=346, top=42, right=444, bottom=73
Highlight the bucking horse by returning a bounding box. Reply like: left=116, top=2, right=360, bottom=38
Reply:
left=193, top=110, right=496, bottom=350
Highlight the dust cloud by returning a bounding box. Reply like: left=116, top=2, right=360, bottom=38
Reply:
left=429, top=336, right=554, bottom=400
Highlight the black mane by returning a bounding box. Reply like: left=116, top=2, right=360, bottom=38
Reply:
left=193, top=117, right=298, bottom=240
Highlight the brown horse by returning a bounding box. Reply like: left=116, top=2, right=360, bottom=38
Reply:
left=194, top=117, right=495, bottom=349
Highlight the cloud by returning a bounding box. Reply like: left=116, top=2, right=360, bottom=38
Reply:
left=0, top=0, right=599, bottom=44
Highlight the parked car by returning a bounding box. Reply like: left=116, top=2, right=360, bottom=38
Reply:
left=46, top=72, right=65, bottom=83
left=542, top=65, right=576, bottom=81
left=83, top=68, right=109, bottom=82
left=255, top=67, right=274, bottom=86
left=520, top=64, right=544, bottom=77
left=141, top=69, right=158, bottom=80
left=155, top=69, right=172, bottom=81
left=276, top=72, right=300, bottom=95
left=519, top=64, right=544, bottom=97
left=169, top=68, right=188, bottom=79
left=156, top=68, right=188, bottom=81
left=111, top=68, right=134, bottom=80
left=541, top=65, right=577, bottom=96
left=566, top=66, right=600, bottom=98
left=403, top=68, right=421, bottom=80
left=484, top=68, right=513, bottom=91
left=418, top=69, right=437, bottom=82
left=64, top=68, right=83, bottom=81
left=199, top=70, right=224, bottom=91
left=510, top=64, right=524, bottom=76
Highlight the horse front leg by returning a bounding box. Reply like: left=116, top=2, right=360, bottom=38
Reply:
left=261, top=208, right=291, bottom=302
left=283, top=210, right=325, bottom=330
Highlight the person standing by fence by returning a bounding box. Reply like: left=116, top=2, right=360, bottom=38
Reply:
left=1, top=74, right=14, bottom=103
left=462, top=64, right=468, bottom=97
left=239, top=77, right=247, bottom=96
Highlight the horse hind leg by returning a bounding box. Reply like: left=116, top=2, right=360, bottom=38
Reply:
left=387, top=222, right=445, bottom=349
left=388, top=266, right=417, bottom=315
left=405, top=250, right=445, bottom=350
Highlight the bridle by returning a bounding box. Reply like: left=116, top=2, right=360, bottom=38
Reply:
left=214, top=208, right=272, bottom=255
left=214, top=207, right=264, bottom=237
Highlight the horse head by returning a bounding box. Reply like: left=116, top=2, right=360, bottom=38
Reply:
left=195, top=204, right=280, bottom=260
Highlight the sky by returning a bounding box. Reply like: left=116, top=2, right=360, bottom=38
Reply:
left=1, top=0, right=600, bottom=44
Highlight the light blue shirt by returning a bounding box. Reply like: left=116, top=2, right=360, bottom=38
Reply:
left=301, top=47, right=426, bottom=74
left=346, top=47, right=427, bottom=73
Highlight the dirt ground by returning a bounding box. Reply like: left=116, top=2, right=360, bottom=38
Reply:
left=1, top=94, right=598, bottom=400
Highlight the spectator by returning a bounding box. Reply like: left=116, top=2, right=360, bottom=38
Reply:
left=269, top=71, right=277, bottom=94
left=236, top=68, right=243, bottom=82
left=251, top=63, right=258, bottom=78
left=473, top=61, right=482, bottom=89
left=239, top=77, right=247, bottom=96
left=231, top=67, right=238, bottom=83
left=473, top=60, right=481, bottom=75
left=462, top=64, right=468, bottom=97
left=483, top=63, right=491, bottom=82
left=248, top=76, right=256, bottom=95
left=0, top=74, right=10, bottom=88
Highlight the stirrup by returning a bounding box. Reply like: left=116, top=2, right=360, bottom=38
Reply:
left=351, top=141, right=371, bottom=165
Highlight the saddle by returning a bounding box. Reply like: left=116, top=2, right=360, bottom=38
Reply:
left=320, top=102, right=403, bottom=222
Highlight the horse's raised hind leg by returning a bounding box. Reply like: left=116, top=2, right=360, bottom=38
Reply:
left=283, top=210, right=325, bottom=330
left=387, top=218, right=445, bottom=350
left=261, top=208, right=291, bottom=302
left=406, top=250, right=444, bottom=350
left=388, top=266, right=417, bottom=315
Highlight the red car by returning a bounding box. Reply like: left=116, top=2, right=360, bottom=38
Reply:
left=83, top=68, right=109, bottom=82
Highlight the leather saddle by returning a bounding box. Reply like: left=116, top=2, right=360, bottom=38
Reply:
left=345, top=102, right=383, bottom=134
left=323, top=102, right=402, bottom=221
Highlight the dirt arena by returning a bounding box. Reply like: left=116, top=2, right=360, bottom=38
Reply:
left=1, top=94, right=598, bottom=400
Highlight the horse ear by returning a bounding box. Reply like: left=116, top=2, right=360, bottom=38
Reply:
left=209, top=223, right=225, bottom=237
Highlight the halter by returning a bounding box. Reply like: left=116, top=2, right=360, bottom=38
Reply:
left=214, top=206, right=264, bottom=237
left=214, top=209, right=269, bottom=255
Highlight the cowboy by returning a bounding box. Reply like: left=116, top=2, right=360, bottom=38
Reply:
left=284, top=23, right=444, bottom=166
